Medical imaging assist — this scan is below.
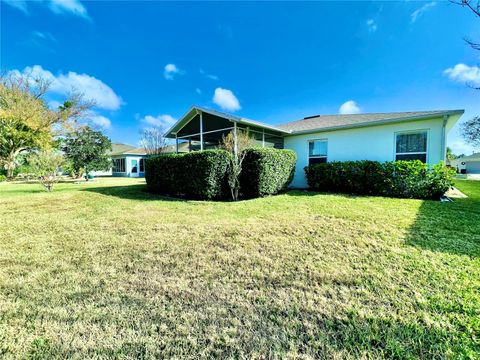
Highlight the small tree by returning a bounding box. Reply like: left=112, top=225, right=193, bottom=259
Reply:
left=221, top=129, right=254, bottom=201
left=140, top=127, right=167, bottom=155
left=446, top=147, right=456, bottom=162
left=63, top=126, right=112, bottom=180
left=29, top=150, right=64, bottom=192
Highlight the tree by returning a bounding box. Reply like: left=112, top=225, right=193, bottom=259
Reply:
left=28, top=150, right=64, bottom=192
left=63, top=126, right=112, bottom=179
left=221, top=129, right=254, bottom=201
left=0, top=73, right=91, bottom=178
left=446, top=146, right=456, bottom=162
left=461, top=116, right=480, bottom=148
left=140, top=127, right=167, bottom=155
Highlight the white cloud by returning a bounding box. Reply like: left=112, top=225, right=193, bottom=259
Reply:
left=366, top=19, right=377, bottom=33
left=448, top=139, right=476, bottom=156
left=213, top=88, right=241, bottom=112
left=339, top=100, right=361, bottom=115
left=88, top=114, right=111, bottom=129
left=48, top=100, right=62, bottom=110
left=164, top=63, right=184, bottom=80
left=444, top=63, right=480, bottom=87
left=200, top=69, right=219, bottom=80
left=195, top=88, right=202, bottom=94
left=411, top=2, right=436, bottom=23
left=32, top=31, right=57, bottom=42
left=4, top=0, right=89, bottom=19
left=140, top=114, right=176, bottom=128
left=48, top=0, right=89, bottom=19
left=3, top=0, right=28, bottom=13
left=9, top=65, right=123, bottom=110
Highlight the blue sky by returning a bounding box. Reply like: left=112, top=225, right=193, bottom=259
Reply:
left=2, top=0, right=479, bottom=154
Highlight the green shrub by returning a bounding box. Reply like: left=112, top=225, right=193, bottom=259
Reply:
left=241, top=148, right=297, bottom=198
left=305, top=160, right=455, bottom=199
left=0, top=174, right=7, bottom=182
left=145, top=150, right=232, bottom=200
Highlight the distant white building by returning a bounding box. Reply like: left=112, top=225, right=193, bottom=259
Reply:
left=450, top=153, right=480, bottom=179
left=91, top=143, right=147, bottom=178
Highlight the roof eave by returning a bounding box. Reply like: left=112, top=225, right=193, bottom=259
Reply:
left=284, top=110, right=465, bottom=136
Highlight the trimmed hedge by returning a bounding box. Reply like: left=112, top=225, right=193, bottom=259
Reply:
left=305, top=160, right=455, bottom=199
left=145, top=150, right=232, bottom=200
left=241, top=148, right=297, bottom=198
left=145, top=148, right=298, bottom=200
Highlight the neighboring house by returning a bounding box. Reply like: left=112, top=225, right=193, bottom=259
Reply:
left=91, top=143, right=147, bottom=178
left=450, top=153, right=480, bottom=179
left=164, top=106, right=464, bottom=188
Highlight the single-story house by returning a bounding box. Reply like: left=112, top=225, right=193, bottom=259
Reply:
left=91, top=143, right=148, bottom=178
left=164, top=106, right=464, bottom=188
left=450, top=153, right=480, bottom=179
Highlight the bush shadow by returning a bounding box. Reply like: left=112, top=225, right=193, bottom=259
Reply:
left=81, top=184, right=190, bottom=203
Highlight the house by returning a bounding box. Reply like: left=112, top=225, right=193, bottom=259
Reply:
left=450, top=153, right=480, bottom=179
left=164, top=106, right=464, bottom=188
left=91, top=143, right=147, bottom=178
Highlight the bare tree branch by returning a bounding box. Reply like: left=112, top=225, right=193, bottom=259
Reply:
left=139, top=127, right=168, bottom=155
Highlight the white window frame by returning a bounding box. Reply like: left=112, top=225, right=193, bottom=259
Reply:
left=394, top=130, right=429, bottom=163
left=308, top=138, right=328, bottom=164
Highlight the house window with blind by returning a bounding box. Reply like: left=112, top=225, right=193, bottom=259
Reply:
left=395, top=131, right=428, bottom=162
left=308, top=139, right=328, bottom=165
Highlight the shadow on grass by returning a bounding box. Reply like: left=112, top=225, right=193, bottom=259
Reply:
left=23, top=308, right=475, bottom=358
left=81, top=184, right=190, bottom=202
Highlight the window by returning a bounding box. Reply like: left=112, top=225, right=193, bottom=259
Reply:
left=112, top=158, right=125, bottom=172
left=308, top=139, right=327, bottom=165
left=139, top=158, right=145, bottom=172
left=395, top=131, right=427, bottom=162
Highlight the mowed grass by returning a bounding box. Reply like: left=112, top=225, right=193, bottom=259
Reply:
left=0, top=178, right=479, bottom=359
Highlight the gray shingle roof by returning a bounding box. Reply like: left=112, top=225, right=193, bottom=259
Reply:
left=458, top=153, right=480, bottom=161
left=277, top=110, right=464, bottom=134
left=109, top=143, right=147, bottom=156
left=109, top=143, right=136, bottom=155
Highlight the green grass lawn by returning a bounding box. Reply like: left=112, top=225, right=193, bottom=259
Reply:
left=0, top=178, right=479, bottom=359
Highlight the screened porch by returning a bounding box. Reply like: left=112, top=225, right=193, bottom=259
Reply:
left=164, top=107, right=289, bottom=154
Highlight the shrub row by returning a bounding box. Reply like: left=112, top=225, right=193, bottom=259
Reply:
left=145, top=150, right=232, bottom=200
left=145, top=148, right=296, bottom=200
left=241, top=148, right=296, bottom=198
left=305, top=160, right=455, bottom=199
